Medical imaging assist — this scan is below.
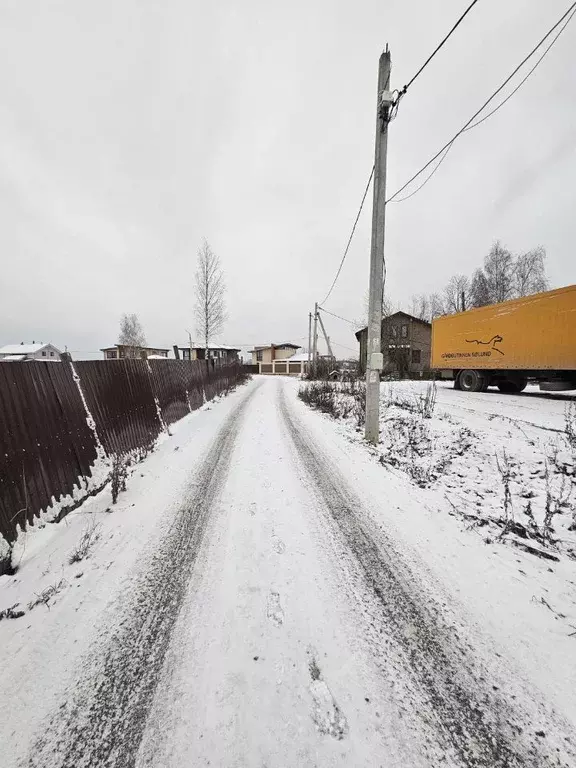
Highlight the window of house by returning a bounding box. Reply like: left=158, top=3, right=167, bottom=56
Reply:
left=401, top=325, right=408, bottom=338
left=391, top=326, right=398, bottom=338
left=106, top=350, right=117, bottom=359
left=411, top=349, right=421, bottom=364
left=42, top=351, right=46, bottom=356
left=182, top=349, right=191, bottom=360
left=50, top=351, right=54, bottom=356
left=256, top=350, right=263, bottom=361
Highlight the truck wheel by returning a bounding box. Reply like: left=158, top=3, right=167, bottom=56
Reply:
left=458, top=370, right=487, bottom=393
left=498, top=378, right=527, bottom=394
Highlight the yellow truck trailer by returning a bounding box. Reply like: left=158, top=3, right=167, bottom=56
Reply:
left=431, top=284, right=576, bottom=393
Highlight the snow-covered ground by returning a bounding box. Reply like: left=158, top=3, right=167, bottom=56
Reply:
left=1, top=377, right=576, bottom=767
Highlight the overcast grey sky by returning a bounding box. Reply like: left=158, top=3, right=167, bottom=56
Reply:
left=1, top=0, right=575, bottom=359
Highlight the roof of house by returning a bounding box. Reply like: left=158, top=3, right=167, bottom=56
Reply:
left=179, top=344, right=240, bottom=352
left=286, top=353, right=310, bottom=362
left=100, top=344, right=170, bottom=352
left=0, top=343, right=57, bottom=355
left=354, top=311, right=431, bottom=340
left=0, top=354, right=26, bottom=361
left=249, top=342, right=300, bottom=353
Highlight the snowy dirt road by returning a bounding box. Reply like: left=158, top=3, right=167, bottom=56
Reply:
left=2, top=377, right=576, bottom=767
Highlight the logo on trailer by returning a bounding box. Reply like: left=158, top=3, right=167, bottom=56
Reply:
left=465, top=334, right=504, bottom=356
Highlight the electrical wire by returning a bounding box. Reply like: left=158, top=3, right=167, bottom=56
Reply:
left=331, top=340, right=359, bottom=354
left=318, top=3, right=483, bottom=305
left=400, top=0, right=482, bottom=96
left=318, top=3, right=484, bottom=305
left=318, top=306, right=358, bottom=326
left=387, top=2, right=576, bottom=204
left=464, top=6, right=576, bottom=133
left=319, top=165, right=375, bottom=306
left=390, top=141, right=456, bottom=203
left=392, top=5, right=576, bottom=203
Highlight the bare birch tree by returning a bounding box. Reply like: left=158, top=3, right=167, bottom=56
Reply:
left=409, top=294, right=431, bottom=322
left=470, top=268, right=491, bottom=308
left=118, top=313, right=147, bottom=358
left=354, top=291, right=393, bottom=330
left=194, top=240, right=227, bottom=357
left=443, top=274, right=470, bottom=314
left=515, top=246, right=548, bottom=297
left=484, top=241, right=516, bottom=303
left=429, top=292, right=446, bottom=320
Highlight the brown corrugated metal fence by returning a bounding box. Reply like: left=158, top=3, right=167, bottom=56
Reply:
left=0, top=359, right=243, bottom=545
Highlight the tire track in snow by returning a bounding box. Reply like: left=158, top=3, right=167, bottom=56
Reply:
left=279, top=385, right=574, bottom=768
left=25, top=383, right=260, bottom=768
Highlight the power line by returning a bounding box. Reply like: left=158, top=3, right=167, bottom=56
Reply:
left=318, top=3, right=482, bottom=306
left=331, top=340, right=359, bottom=354
left=320, top=165, right=375, bottom=306
left=392, top=5, right=576, bottom=203
left=400, top=0, right=481, bottom=96
left=318, top=306, right=357, bottom=326
left=387, top=2, right=576, bottom=204
left=464, top=6, right=576, bottom=133
left=391, top=141, right=456, bottom=203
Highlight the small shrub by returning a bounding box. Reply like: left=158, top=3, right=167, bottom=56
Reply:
left=0, top=603, right=25, bottom=621
left=543, top=463, right=572, bottom=544
left=495, top=450, right=514, bottom=536
left=110, top=454, right=128, bottom=505
left=299, top=380, right=367, bottom=425
left=354, top=384, right=366, bottom=428
left=69, top=520, right=101, bottom=565
left=565, top=404, right=576, bottom=474
left=416, top=381, right=437, bottom=419
left=28, top=578, right=67, bottom=611
left=298, top=381, right=337, bottom=415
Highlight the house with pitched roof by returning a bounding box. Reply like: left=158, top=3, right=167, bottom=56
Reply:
left=0, top=342, right=62, bottom=362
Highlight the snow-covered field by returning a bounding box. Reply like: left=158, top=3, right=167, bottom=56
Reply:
left=1, top=377, right=576, bottom=767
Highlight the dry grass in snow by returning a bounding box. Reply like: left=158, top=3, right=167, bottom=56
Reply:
left=299, top=379, right=576, bottom=563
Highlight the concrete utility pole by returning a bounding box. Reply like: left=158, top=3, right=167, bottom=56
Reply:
left=312, top=303, right=319, bottom=377
left=308, top=312, right=312, bottom=373
left=317, top=312, right=334, bottom=360
left=365, top=47, right=393, bottom=444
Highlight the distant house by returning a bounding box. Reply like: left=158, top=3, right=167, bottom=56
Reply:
left=355, top=312, right=431, bottom=377
left=101, top=345, right=169, bottom=360
left=0, top=342, right=62, bottom=362
left=249, top=343, right=307, bottom=375
left=175, top=344, right=240, bottom=362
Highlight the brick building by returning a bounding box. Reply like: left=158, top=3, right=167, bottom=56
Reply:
left=356, top=311, right=431, bottom=376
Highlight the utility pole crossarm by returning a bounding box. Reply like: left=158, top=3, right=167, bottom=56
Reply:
left=365, top=48, right=392, bottom=444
